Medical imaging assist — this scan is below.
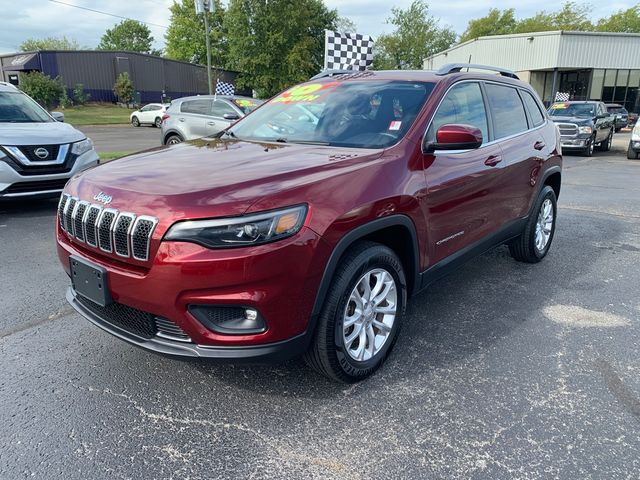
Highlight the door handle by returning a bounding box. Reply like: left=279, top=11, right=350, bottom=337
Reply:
left=178, top=117, right=185, bottom=122
left=534, top=141, right=546, bottom=151
left=484, top=155, right=502, bottom=167
left=207, top=121, right=216, bottom=126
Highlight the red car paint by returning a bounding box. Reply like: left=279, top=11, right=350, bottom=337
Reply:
left=57, top=69, right=561, bottom=358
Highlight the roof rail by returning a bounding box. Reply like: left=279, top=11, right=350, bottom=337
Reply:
left=436, top=63, right=519, bottom=80
left=310, top=69, right=360, bottom=80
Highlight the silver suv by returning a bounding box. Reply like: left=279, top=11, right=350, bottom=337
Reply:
left=161, top=95, right=263, bottom=145
left=0, top=82, right=99, bottom=199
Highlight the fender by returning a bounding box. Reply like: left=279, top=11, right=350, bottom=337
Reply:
left=309, top=214, right=420, bottom=323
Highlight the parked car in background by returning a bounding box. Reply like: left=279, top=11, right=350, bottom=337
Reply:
left=628, top=121, right=640, bottom=159
left=56, top=64, right=562, bottom=382
left=605, top=103, right=629, bottom=132
left=0, top=81, right=98, bottom=199
left=160, top=95, right=263, bottom=145
left=628, top=112, right=638, bottom=126
left=548, top=101, right=614, bottom=156
left=130, top=103, right=169, bottom=128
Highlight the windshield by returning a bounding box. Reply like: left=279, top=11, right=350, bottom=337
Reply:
left=232, top=97, right=264, bottom=114
left=548, top=103, right=595, bottom=118
left=227, top=80, right=434, bottom=148
left=607, top=107, right=626, bottom=114
left=0, top=92, right=53, bottom=123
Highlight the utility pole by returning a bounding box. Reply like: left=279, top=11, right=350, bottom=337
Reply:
left=195, top=0, right=214, bottom=95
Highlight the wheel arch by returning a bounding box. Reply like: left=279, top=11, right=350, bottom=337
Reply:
left=542, top=167, right=561, bottom=200
left=163, top=130, right=184, bottom=144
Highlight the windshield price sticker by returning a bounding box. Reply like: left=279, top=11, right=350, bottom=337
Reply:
left=272, top=82, right=339, bottom=104
left=234, top=99, right=258, bottom=108
left=551, top=103, right=567, bottom=109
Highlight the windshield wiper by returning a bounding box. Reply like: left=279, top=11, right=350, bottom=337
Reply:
left=271, top=138, right=330, bottom=146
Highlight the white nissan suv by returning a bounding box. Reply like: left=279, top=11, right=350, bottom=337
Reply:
left=0, top=82, right=99, bottom=199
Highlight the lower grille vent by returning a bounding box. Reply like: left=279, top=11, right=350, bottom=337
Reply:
left=76, top=295, right=157, bottom=339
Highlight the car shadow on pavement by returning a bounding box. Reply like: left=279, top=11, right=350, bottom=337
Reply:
left=0, top=197, right=59, bottom=218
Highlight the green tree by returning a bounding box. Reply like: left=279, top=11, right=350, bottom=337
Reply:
left=516, top=2, right=594, bottom=33
left=165, top=0, right=227, bottom=66
left=19, top=36, right=80, bottom=51
left=98, top=19, right=156, bottom=53
left=19, top=72, right=65, bottom=109
left=372, top=1, right=456, bottom=70
left=459, top=9, right=517, bottom=42
left=597, top=5, right=640, bottom=32
left=335, top=16, right=357, bottom=34
left=224, top=0, right=337, bottom=98
left=113, top=72, right=134, bottom=104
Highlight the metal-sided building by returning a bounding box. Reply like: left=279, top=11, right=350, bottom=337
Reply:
left=424, top=31, right=640, bottom=113
left=0, top=50, right=242, bottom=103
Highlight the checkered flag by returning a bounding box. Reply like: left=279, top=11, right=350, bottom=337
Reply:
left=324, top=30, right=374, bottom=71
left=555, top=92, right=570, bottom=102
left=215, top=79, right=235, bottom=96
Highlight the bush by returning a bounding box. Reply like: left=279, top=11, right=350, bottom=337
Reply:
left=113, top=72, right=134, bottom=105
left=58, top=88, right=72, bottom=108
left=19, top=71, right=65, bottom=109
left=72, top=83, right=90, bottom=105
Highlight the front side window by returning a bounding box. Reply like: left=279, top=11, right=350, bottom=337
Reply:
left=181, top=99, right=211, bottom=115
left=228, top=80, right=434, bottom=148
left=521, top=90, right=545, bottom=127
left=485, top=83, right=528, bottom=139
left=0, top=92, right=53, bottom=123
left=427, top=82, right=488, bottom=143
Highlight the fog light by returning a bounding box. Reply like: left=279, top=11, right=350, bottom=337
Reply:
left=188, top=305, right=266, bottom=335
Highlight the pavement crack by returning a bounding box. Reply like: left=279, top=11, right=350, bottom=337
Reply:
left=0, top=307, right=76, bottom=339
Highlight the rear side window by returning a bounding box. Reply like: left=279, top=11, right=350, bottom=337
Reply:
left=485, top=84, right=528, bottom=139
left=521, top=90, right=545, bottom=127
left=180, top=99, right=211, bottom=115
left=428, top=82, right=488, bottom=143
left=212, top=100, right=238, bottom=118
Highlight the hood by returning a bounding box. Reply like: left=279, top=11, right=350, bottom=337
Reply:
left=66, top=138, right=384, bottom=221
left=0, top=121, right=85, bottom=145
left=549, top=116, right=592, bottom=125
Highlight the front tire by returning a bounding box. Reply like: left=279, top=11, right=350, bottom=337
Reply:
left=628, top=144, right=639, bottom=160
left=131, top=116, right=140, bottom=127
left=509, top=186, right=557, bottom=263
left=304, top=241, right=407, bottom=383
left=582, top=136, right=595, bottom=156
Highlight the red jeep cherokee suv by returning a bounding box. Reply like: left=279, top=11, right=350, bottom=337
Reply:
left=56, top=64, right=562, bottom=382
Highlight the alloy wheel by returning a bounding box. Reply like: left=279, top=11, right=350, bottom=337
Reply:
left=535, top=198, right=554, bottom=252
left=342, top=268, right=397, bottom=362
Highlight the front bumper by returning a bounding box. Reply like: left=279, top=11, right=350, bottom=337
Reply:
left=559, top=135, right=590, bottom=150
left=0, top=149, right=99, bottom=198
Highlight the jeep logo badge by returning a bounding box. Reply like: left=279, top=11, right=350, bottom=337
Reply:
left=34, top=147, right=49, bottom=159
left=93, top=192, right=113, bottom=205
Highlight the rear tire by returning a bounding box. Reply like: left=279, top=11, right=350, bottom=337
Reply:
left=165, top=134, right=183, bottom=145
left=598, top=129, right=613, bottom=152
left=304, top=241, right=407, bottom=383
left=131, top=116, right=140, bottom=127
left=154, top=117, right=162, bottom=128
left=509, top=186, right=557, bottom=263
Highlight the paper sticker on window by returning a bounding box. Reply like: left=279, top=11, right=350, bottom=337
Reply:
left=389, top=120, right=402, bottom=131
left=272, top=82, right=339, bottom=104
left=551, top=103, right=567, bottom=109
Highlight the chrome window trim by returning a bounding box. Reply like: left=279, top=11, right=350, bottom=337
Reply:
left=97, top=208, right=118, bottom=253
left=112, top=212, right=136, bottom=258
left=131, top=215, right=159, bottom=261
left=422, top=78, right=550, bottom=155
left=3, top=144, right=70, bottom=166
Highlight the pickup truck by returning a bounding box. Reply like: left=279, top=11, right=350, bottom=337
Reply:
left=548, top=101, right=614, bottom=156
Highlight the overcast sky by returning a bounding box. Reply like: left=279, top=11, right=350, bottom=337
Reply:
left=1, top=0, right=637, bottom=54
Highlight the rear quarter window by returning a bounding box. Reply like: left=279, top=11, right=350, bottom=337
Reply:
left=180, top=99, right=211, bottom=115
left=485, top=83, right=529, bottom=139
left=521, top=90, right=545, bottom=127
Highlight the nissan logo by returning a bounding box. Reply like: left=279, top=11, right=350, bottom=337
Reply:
left=93, top=192, right=113, bottom=205
left=34, top=147, right=49, bottom=159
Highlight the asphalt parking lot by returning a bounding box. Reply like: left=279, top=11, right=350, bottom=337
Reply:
left=80, top=125, right=163, bottom=153
left=1, top=133, right=639, bottom=479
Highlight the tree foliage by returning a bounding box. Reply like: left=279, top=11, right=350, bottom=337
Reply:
left=19, top=36, right=80, bottom=51
left=98, top=19, right=157, bottom=54
left=224, top=0, right=337, bottom=98
left=165, top=0, right=226, bottom=66
left=372, top=1, right=456, bottom=70
left=460, top=9, right=517, bottom=43
left=19, top=72, right=65, bottom=109
left=597, top=5, right=640, bottom=33
left=113, top=72, right=134, bottom=104
left=73, top=83, right=90, bottom=105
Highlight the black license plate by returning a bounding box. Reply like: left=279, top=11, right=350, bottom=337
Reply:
left=70, top=255, right=112, bottom=307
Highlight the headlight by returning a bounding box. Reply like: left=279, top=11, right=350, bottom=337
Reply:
left=578, top=126, right=592, bottom=134
left=71, top=138, right=94, bottom=156
left=165, top=205, right=308, bottom=248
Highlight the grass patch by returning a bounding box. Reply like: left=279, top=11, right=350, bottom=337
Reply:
left=98, top=151, right=132, bottom=163
left=60, top=104, right=135, bottom=126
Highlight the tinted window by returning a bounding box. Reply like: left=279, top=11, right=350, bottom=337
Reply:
left=212, top=100, right=238, bottom=118
left=428, top=82, right=488, bottom=143
left=485, top=84, right=528, bottom=138
left=521, top=90, right=545, bottom=127
left=180, top=99, right=211, bottom=115
left=229, top=80, right=434, bottom=148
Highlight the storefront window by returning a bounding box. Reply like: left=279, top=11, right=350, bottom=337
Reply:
left=590, top=70, right=605, bottom=100
left=602, top=69, right=617, bottom=102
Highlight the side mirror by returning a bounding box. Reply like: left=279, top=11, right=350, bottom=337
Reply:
left=425, top=124, right=483, bottom=152
left=223, top=113, right=240, bottom=120
left=51, top=111, right=65, bottom=122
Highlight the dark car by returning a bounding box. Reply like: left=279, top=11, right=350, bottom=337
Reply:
left=56, top=64, right=562, bottom=382
left=606, top=103, right=629, bottom=132
left=548, top=101, right=614, bottom=156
